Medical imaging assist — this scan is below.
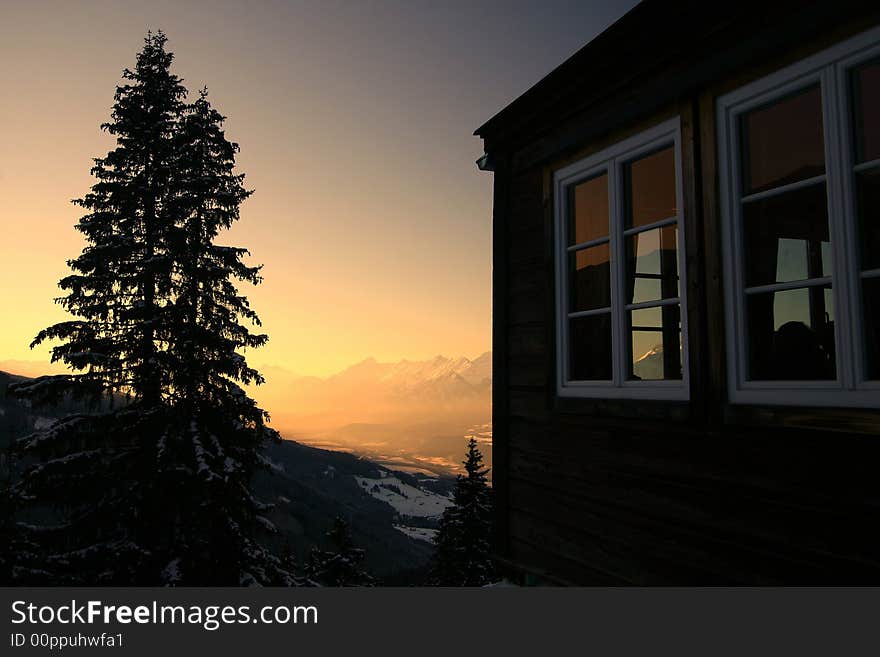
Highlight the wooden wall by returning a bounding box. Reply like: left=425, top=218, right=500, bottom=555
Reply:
left=493, top=39, right=880, bottom=583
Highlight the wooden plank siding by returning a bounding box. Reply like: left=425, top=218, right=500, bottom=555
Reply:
left=505, top=416, right=880, bottom=583
left=488, top=6, right=880, bottom=583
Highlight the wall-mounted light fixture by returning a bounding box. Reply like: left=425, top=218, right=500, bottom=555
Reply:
left=475, top=153, right=494, bottom=172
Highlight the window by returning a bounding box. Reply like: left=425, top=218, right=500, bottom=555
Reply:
left=554, top=119, right=688, bottom=399
left=718, top=26, right=880, bottom=407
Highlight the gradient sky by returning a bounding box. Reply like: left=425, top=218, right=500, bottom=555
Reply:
left=0, top=0, right=637, bottom=378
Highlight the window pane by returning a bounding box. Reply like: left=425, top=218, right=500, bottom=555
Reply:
left=569, top=314, right=612, bottom=381
left=862, top=278, right=880, bottom=380
left=625, top=224, right=679, bottom=304
left=569, top=243, right=611, bottom=312
left=742, top=182, right=831, bottom=287
left=855, top=167, right=880, bottom=271
left=740, top=86, right=825, bottom=195
left=627, top=305, right=682, bottom=381
left=851, top=58, right=880, bottom=164
left=624, top=146, right=676, bottom=229
left=746, top=285, right=836, bottom=380
left=569, top=173, right=609, bottom=245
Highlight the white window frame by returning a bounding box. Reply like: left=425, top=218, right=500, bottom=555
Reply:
left=553, top=117, right=689, bottom=400
left=717, top=24, right=880, bottom=408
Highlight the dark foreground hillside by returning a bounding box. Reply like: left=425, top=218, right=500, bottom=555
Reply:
left=1, top=371, right=454, bottom=582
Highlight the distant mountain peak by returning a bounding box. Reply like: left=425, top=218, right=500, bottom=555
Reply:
left=635, top=343, right=664, bottom=363
left=632, top=343, right=665, bottom=381
left=257, top=352, right=493, bottom=423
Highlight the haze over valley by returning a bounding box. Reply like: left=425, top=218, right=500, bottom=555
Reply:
left=252, top=352, right=492, bottom=476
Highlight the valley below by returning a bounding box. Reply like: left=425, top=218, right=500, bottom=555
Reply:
left=283, top=420, right=492, bottom=478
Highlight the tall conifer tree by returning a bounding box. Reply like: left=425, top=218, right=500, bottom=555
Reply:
left=10, top=32, right=290, bottom=585
left=161, top=87, right=286, bottom=585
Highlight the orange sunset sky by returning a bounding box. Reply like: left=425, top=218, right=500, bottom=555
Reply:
left=0, top=1, right=636, bottom=405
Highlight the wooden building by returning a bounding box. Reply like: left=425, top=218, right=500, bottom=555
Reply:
left=476, top=0, right=880, bottom=584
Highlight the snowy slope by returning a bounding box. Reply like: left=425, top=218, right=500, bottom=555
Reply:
left=354, top=474, right=453, bottom=518
left=393, top=525, right=438, bottom=543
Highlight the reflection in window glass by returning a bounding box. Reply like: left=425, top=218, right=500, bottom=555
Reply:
left=569, top=244, right=611, bottom=312
left=569, top=314, right=612, bottom=381
left=851, top=59, right=880, bottom=164
left=855, top=168, right=880, bottom=271
left=625, top=225, right=679, bottom=304
left=569, top=173, right=609, bottom=245
left=741, top=183, right=831, bottom=287
left=863, top=278, right=880, bottom=380
left=627, top=305, right=682, bottom=381
left=740, top=86, right=825, bottom=195
left=624, top=147, right=676, bottom=229
left=746, top=286, right=836, bottom=380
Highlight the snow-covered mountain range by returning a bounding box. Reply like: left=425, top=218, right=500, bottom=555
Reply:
left=632, top=343, right=665, bottom=380
left=304, top=351, right=489, bottom=395
left=333, top=352, right=490, bottom=399
left=256, top=352, right=491, bottom=430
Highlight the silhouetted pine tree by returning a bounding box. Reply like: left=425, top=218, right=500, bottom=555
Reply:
left=305, top=516, right=375, bottom=586
left=9, top=32, right=290, bottom=585
left=161, top=87, right=287, bottom=585
left=0, top=447, right=40, bottom=586
left=278, top=541, right=307, bottom=586
left=428, top=438, right=496, bottom=586
left=0, top=444, right=18, bottom=583
left=0, top=482, right=15, bottom=584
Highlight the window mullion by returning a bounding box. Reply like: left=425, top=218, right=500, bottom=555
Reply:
left=567, top=236, right=610, bottom=251
left=674, top=133, right=689, bottom=390
left=836, top=58, right=871, bottom=389
left=824, top=64, right=857, bottom=390
left=556, top=174, right=570, bottom=387
left=743, top=277, right=833, bottom=295
left=622, top=215, right=677, bottom=236
left=729, top=109, right=749, bottom=389
left=609, top=159, right=624, bottom=388
left=740, top=174, right=827, bottom=204
left=852, top=157, right=880, bottom=173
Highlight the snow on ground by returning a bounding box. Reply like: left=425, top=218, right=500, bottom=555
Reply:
left=354, top=474, right=453, bottom=518
left=33, top=416, right=54, bottom=430
left=162, top=558, right=182, bottom=584
left=393, top=525, right=438, bottom=543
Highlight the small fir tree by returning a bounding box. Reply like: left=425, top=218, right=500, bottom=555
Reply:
left=429, top=438, right=496, bottom=586
left=305, top=516, right=375, bottom=587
